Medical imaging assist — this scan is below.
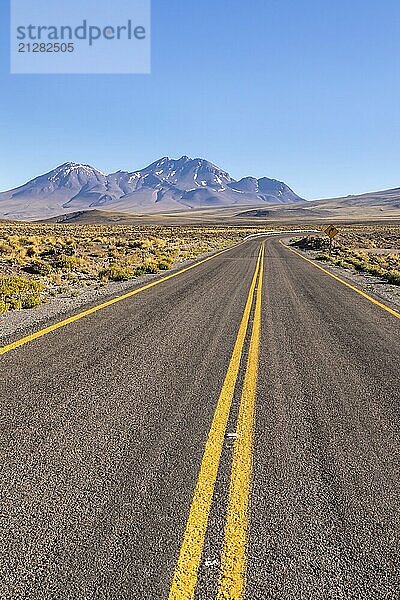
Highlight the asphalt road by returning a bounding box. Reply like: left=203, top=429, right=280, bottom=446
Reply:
left=1, top=236, right=399, bottom=600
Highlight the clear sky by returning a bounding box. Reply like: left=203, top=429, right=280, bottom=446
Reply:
left=1, top=0, right=399, bottom=199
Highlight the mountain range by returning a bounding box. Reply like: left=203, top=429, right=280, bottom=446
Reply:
left=0, top=156, right=304, bottom=220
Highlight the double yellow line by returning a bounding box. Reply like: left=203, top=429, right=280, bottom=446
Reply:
left=169, top=243, right=264, bottom=600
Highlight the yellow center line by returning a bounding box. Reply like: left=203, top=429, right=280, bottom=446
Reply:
left=218, top=243, right=264, bottom=600
left=280, top=240, right=400, bottom=320
left=168, top=245, right=263, bottom=600
left=0, top=242, right=244, bottom=357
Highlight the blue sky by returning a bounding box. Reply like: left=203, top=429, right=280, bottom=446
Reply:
left=1, top=0, right=399, bottom=199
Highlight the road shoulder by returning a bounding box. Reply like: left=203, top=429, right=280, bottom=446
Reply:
left=281, top=241, right=400, bottom=312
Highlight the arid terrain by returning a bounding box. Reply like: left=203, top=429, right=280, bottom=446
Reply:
left=0, top=222, right=277, bottom=315
left=291, top=224, right=400, bottom=286
left=2, top=224, right=399, bottom=600
left=1, top=220, right=399, bottom=319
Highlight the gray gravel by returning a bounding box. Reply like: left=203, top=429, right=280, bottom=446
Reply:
left=0, top=251, right=222, bottom=344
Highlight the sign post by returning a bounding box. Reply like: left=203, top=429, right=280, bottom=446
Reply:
left=324, top=225, right=339, bottom=256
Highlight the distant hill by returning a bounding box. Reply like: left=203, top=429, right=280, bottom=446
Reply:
left=236, top=207, right=328, bottom=219
left=236, top=187, right=400, bottom=221
left=310, top=187, right=400, bottom=212
left=0, top=156, right=304, bottom=220
left=41, top=210, right=144, bottom=225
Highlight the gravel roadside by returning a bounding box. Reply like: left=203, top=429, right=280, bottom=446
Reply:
left=2, top=242, right=398, bottom=347
left=299, top=247, right=400, bottom=312
left=0, top=250, right=223, bottom=344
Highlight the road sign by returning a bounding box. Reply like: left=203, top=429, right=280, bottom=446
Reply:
left=324, top=225, right=339, bottom=239
left=323, top=224, right=339, bottom=256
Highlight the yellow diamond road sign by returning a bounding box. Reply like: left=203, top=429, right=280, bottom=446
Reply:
left=324, top=225, right=339, bottom=239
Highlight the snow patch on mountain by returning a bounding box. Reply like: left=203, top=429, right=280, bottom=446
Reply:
left=0, top=156, right=305, bottom=219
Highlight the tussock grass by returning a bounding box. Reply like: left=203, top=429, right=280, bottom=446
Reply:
left=0, top=275, right=44, bottom=313
left=0, top=222, right=275, bottom=313
left=293, top=225, right=400, bottom=286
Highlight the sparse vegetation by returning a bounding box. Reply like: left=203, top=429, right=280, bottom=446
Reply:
left=291, top=225, right=400, bottom=286
left=0, top=275, right=44, bottom=313
left=3, top=221, right=398, bottom=316
left=0, top=222, right=278, bottom=314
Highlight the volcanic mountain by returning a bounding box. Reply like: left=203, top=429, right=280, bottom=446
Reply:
left=0, top=156, right=304, bottom=220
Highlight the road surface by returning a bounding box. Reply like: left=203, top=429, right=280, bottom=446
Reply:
left=1, top=236, right=399, bottom=599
